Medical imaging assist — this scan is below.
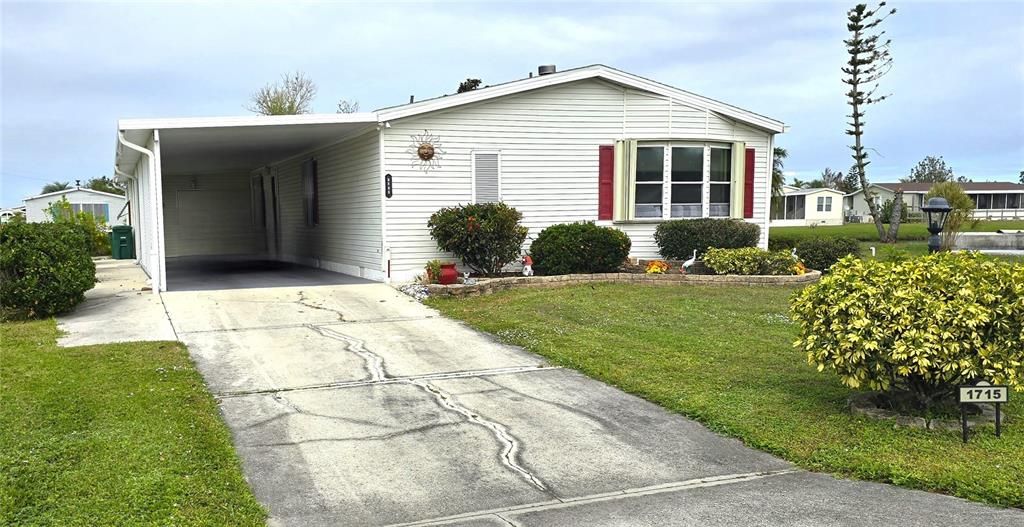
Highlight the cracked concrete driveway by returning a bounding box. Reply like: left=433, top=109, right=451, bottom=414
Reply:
left=161, top=283, right=1024, bottom=527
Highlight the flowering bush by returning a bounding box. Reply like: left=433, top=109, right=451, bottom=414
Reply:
left=702, top=247, right=795, bottom=275
left=791, top=253, right=1024, bottom=410
left=645, top=260, right=669, bottom=274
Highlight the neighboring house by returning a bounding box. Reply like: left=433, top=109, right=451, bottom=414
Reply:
left=770, top=185, right=844, bottom=227
left=113, top=64, right=784, bottom=291
left=0, top=205, right=26, bottom=223
left=22, top=188, right=128, bottom=224
left=844, top=182, right=1024, bottom=222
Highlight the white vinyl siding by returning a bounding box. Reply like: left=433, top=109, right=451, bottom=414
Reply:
left=23, top=189, right=127, bottom=225
left=271, top=130, right=382, bottom=277
left=472, top=151, right=501, bottom=203
left=381, top=79, right=773, bottom=278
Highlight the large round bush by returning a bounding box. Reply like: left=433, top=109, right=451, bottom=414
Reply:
left=427, top=202, right=528, bottom=275
left=791, top=253, right=1024, bottom=410
left=0, top=222, right=96, bottom=319
left=654, top=219, right=759, bottom=260
left=795, top=237, right=860, bottom=272
left=529, top=222, right=631, bottom=275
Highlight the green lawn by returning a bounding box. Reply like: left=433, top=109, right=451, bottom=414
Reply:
left=428, top=284, right=1024, bottom=508
left=772, top=219, right=1024, bottom=243
left=0, top=320, right=265, bottom=526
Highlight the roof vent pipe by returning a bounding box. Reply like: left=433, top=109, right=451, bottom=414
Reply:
left=537, top=65, right=556, bottom=76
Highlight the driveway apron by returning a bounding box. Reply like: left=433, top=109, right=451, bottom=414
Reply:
left=161, top=283, right=1023, bottom=527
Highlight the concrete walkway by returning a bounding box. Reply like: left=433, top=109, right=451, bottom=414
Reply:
left=60, top=272, right=1023, bottom=526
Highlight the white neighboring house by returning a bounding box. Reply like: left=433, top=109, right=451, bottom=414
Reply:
left=844, top=182, right=1024, bottom=222
left=23, top=188, right=128, bottom=225
left=770, top=186, right=844, bottom=227
left=1, top=206, right=26, bottom=223
left=113, top=64, right=784, bottom=292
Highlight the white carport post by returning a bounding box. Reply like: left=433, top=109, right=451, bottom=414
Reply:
left=118, top=130, right=166, bottom=294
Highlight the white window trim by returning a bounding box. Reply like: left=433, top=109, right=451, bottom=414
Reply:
left=707, top=144, right=731, bottom=218
left=633, top=141, right=734, bottom=221
left=471, top=150, right=502, bottom=203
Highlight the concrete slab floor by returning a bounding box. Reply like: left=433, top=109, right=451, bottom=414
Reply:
left=165, top=256, right=375, bottom=291
left=108, top=277, right=1022, bottom=526
left=57, top=259, right=176, bottom=346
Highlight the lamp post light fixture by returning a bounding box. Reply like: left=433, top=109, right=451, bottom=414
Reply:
left=921, top=197, right=953, bottom=253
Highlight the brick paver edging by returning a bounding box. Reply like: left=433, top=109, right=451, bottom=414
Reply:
left=425, top=270, right=822, bottom=297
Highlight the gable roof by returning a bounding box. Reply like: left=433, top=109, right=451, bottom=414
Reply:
left=374, top=64, right=785, bottom=133
left=24, top=187, right=126, bottom=202
left=782, top=186, right=845, bottom=197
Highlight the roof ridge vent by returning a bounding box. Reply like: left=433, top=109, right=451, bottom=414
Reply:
left=537, top=65, right=556, bottom=76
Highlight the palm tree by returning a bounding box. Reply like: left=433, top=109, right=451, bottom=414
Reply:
left=41, top=181, right=71, bottom=193
left=772, top=147, right=787, bottom=197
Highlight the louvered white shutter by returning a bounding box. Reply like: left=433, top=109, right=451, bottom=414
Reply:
left=473, top=152, right=501, bottom=203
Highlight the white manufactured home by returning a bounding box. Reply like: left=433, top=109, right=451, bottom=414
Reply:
left=770, top=185, right=845, bottom=227
left=114, top=65, right=783, bottom=292
left=22, top=188, right=127, bottom=225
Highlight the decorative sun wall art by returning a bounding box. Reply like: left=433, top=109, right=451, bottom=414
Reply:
left=407, top=130, right=445, bottom=171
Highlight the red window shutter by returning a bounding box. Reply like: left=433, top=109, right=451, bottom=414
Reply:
left=598, top=145, right=614, bottom=220
left=743, top=148, right=755, bottom=218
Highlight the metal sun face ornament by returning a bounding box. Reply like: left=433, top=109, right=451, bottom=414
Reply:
left=408, top=130, right=445, bottom=171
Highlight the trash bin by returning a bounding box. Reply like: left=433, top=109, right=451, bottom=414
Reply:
left=110, top=225, right=134, bottom=260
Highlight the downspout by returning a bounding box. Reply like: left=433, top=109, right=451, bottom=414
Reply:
left=117, top=131, right=162, bottom=295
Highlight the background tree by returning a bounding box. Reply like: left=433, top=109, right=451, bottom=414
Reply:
left=772, top=147, right=787, bottom=197
left=41, top=181, right=70, bottom=193
left=901, top=155, right=964, bottom=183
left=842, top=167, right=861, bottom=193
left=924, top=182, right=974, bottom=251
left=85, top=176, right=124, bottom=195
left=844, top=2, right=898, bottom=242
left=247, top=71, right=317, bottom=115
left=457, top=78, right=482, bottom=93
left=1018, top=170, right=1023, bottom=184
left=336, top=99, right=360, bottom=113
left=820, top=167, right=844, bottom=189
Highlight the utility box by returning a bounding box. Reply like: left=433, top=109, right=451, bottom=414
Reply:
left=110, top=225, right=134, bottom=260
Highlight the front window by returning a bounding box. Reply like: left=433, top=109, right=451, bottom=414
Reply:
left=992, top=193, right=1007, bottom=209
left=632, top=142, right=734, bottom=220
left=976, top=194, right=991, bottom=209
left=634, top=146, right=664, bottom=218
left=670, top=146, right=703, bottom=218
left=785, top=195, right=805, bottom=220
left=816, top=196, right=833, bottom=212
left=1008, top=194, right=1021, bottom=209
left=709, top=147, right=731, bottom=217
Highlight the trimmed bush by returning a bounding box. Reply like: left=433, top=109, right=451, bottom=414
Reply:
left=702, top=247, right=796, bottom=275
left=654, top=219, right=759, bottom=260
left=529, top=222, right=631, bottom=275
left=0, top=222, right=96, bottom=319
left=427, top=202, right=528, bottom=276
left=792, top=253, right=1024, bottom=410
left=795, top=237, right=860, bottom=272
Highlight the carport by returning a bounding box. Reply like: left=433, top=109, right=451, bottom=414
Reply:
left=114, top=114, right=382, bottom=292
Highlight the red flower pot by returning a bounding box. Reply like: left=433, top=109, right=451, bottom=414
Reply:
left=439, top=263, right=459, bottom=285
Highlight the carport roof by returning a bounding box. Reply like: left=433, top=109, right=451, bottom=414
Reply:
left=116, top=113, right=379, bottom=175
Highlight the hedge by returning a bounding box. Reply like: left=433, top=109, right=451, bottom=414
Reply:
left=529, top=222, right=631, bottom=275
left=795, top=237, right=860, bottom=272
left=0, top=222, right=96, bottom=319
left=654, top=219, right=759, bottom=260
left=702, top=247, right=796, bottom=276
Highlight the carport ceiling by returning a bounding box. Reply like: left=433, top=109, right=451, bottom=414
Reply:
left=117, top=114, right=379, bottom=175
left=159, top=121, right=377, bottom=174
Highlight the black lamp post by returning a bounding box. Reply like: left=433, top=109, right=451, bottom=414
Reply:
left=921, top=197, right=953, bottom=253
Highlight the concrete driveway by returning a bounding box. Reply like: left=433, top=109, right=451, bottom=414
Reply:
left=156, top=283, right=1022, bottom=527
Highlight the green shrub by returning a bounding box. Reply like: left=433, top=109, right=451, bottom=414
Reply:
left=654, top=219, right=759, bottom=260
left=791, top=253, right=1024, bottom=410
left=427, top=202, right=528, bottom=275
left=877, top=197, right=909, bottom=224
left=0, top=222, right=96, bottom=319
left=795, top=237, right=860, bottom=272
left=47, top=196, right=111, bottom=256
left=529, top=222, right=631, bottom=275
left=702, top=247, right=796, bottom=275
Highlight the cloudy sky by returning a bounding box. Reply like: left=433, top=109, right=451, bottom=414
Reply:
left=2, top=0, right=1022, bottom=207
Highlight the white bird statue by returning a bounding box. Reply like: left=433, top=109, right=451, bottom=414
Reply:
left=681, top=249, right=698, bottom=274
left=791, top=247, right=799, bottom=261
